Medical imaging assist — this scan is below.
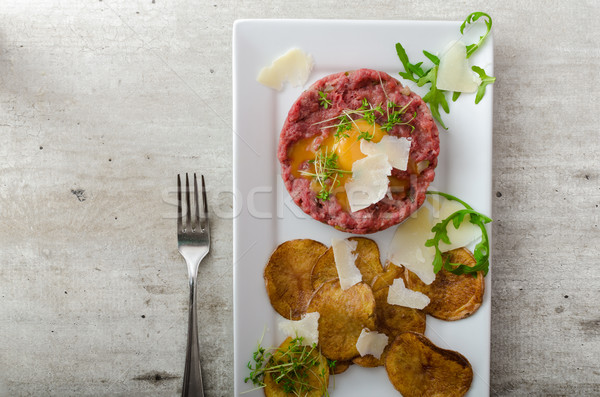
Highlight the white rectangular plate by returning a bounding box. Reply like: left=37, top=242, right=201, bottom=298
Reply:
left=233, top=19, right=493, bottom=396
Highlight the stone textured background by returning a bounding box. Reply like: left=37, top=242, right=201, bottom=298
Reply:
left=1, top=0, right=598, bottom=396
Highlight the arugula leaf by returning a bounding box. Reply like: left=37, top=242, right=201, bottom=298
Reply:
left=396, top=44, right=449, bottom=129
left=396, top=43, right=425, bottom=83
left=425, top=191, right=492, bottom=276
left=460, top=12, right=493, bottom=58
left=422, top=50, right=440, bottom=65
left=417, top=67, right=449, bottom=129
left=471, top=66, right=496, bottom=104
left=395, top=12, right=495, bottom=128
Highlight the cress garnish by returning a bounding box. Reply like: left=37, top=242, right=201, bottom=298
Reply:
left=315, top=96, right=416, bottom=142
left=425, top=191, right=492, bottom=277
left=299, top=148, right=351, bottom=201
left=396, top=11, right=496, bottom=129
left=318, top=90, right=332, bottom=109
left=244, top=335, right=334, bottom=396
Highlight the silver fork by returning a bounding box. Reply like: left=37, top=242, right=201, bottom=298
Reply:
left=177, top=173, right=210, bottom=397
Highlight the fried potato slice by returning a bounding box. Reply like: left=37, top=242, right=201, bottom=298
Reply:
left=330, top=360, right=352, bottom=375
left=264, top=239, right=327, bottom=320
left=311, top=237, right=384, bottom=290
left=310, top=248, right=337, bottom=290
left=371, top=262, right=405, bottom=292
left=307, top=280, right=376, bottom=361
left=403, top=247, right=485, bottom=321
left=370, top=264, right=426, bottom=337
left=352, top=354, right=382, bottom=368
left=263, top=337, right=330, bottom=397
left=351, top=341, right=390, bottom=368
left=385, top=332, right=473, bottom=397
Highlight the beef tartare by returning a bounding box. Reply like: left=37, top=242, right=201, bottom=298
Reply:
left=278, top=69, right=440, bottom=234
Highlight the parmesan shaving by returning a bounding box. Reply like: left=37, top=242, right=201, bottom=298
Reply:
left=360, top=135, right=412, bottom=171
left=256, top=48, right=313, bottom=90
left=345, top=153, right=392, bottom=213
left=355, top=329, right=389, bottom=359
left=332, top=238, right=361, bottom=290
left=436, top=40, right=481, bottom=93
left=387, top=278, right=430, bottom=309
left=278, top=312, right=320, bottom=346
left=388, top=205, right=437, bottom=285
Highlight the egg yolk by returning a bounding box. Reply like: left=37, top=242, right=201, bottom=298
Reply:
left=289, top=119, right=393, bottom=208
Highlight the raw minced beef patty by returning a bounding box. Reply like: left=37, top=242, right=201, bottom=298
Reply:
left=278, top=69, right=440, bottom=234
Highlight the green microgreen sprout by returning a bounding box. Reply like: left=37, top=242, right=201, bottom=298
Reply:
left=357, top=130, right=374, bottom=141
left=395, top=11, right=495, bottom=129
left=314, top=96, right=415, bottom=140
left=318, top=90, right=332, bottom=109
left=381, top=100, right=416, bottom=132
left=333, top=113, right=352, bottom=139
left=300, top=148, right=351, bottom=201
left=425, top=191, right=492, bottom=276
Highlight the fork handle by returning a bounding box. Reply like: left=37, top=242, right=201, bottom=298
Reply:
left=182, top=276, right=204, bottom=397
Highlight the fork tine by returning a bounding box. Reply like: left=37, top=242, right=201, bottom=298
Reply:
left=201, top=175, right=208, bottom=219
left=193, top=173, right=200, bottom=228
left=177, top=174, right=183, bottom=231
left=185, top=173, right=191, bottom=229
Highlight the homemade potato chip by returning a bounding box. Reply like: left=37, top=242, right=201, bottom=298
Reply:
left=264, top=239, right=327, bottom=320
left=404, top=247, right=484, bottom=321
left=311, top=237, right=384, bottom=290
left=263, top=337, right=330, bottom=397
left=371, top=264, right=426, bottom=337
left=385, top=332, right=473, bottom=397
left=352, top=342, right=390, bottom=368
left=310, top=248, right=337, bottom=290
left=307, top=280, right=376, bottom=361
left=352, top=354, right=382, bottom=367
left=330, top=360, right=352, bottom=375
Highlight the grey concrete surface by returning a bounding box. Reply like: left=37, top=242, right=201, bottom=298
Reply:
left=1, top=0, right=598, bottom=396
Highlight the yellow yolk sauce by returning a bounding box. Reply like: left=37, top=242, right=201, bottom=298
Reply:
left=289, top=119, right=391, bottom=210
